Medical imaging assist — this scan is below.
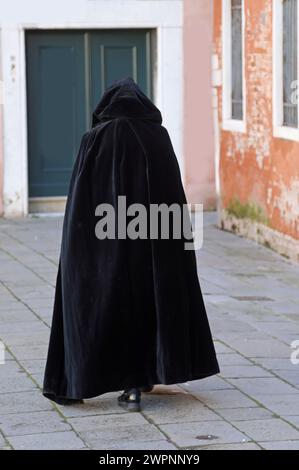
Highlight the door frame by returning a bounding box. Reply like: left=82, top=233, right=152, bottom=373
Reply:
left=1, top=18, right=183, bottom=216
left=26, top=28, right=154, bottom=211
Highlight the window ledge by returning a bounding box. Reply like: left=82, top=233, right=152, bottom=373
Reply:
left=273, top=125, right=299, bottom=142
left=222, top=119, right=246, bottom=133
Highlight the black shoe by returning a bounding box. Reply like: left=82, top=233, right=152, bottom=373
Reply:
left=118, top=387, right=141, bottom=412
left=139, top=385, right=154, bottom=393
left=54, top=397, right=84, bottom=406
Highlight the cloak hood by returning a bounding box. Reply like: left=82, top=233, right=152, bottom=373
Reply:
left=92, top=76, right=162, bottom=127
left=43, top=75, right=220, bottom=403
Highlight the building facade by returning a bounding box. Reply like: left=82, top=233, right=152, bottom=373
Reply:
left=1, top=0, right=298, bottom=262
left=0, top=32, right=3, bottom=217
left=0, top=0, right=216, bottom=217
left=0, top=0, right=183, bottom=216
left=184, top=0, right=216, bottom=209
left=214, top=0, right=299, bottom=261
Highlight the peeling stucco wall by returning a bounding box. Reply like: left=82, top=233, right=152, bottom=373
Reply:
left=0, top=30, right=3, bottom=217
left=184, top=0, right=216, bottom=209
left=214, top=0, right=299, bottom=244
left=0, top=0, right=183, bottom=217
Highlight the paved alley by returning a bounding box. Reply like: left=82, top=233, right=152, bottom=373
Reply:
left=0, top=213, right=299, bottom=450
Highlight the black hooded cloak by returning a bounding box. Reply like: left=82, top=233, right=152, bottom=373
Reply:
left=43, top=77, right=220, bottom=402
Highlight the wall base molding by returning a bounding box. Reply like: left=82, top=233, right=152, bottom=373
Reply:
left=29, top=196, right=66, bottom=214
left=219, top=209, right=299, bottom=263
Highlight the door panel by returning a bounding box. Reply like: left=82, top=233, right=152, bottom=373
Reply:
left=26, top=32, right=86, bottom=197
left=26, top=30, right=152, bottom=199
left=90, top=30, right=151, bottom=114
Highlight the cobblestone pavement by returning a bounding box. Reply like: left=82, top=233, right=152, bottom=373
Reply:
left=0, top=212, right=299, bottom=450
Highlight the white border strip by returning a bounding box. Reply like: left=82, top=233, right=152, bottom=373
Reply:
left=273, top=0, right=299, bottom=141
left=222, top=0, right=246, bottom=133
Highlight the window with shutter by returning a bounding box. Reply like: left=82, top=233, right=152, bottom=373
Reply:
left=283, top=0, right=298, bottom=128
left=231, top=0, right=243, bottom=120
left=222, top=0, right=245, bottom=132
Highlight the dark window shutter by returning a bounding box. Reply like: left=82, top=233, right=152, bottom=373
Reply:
left=231, top=0, right=243, bottom=120
left=283, top=0, right=298, bottom=127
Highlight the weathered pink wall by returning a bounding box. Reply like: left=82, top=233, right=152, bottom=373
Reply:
left=0, top=32, right=3, bottom=217
left=183, top=0, right=216, bottom=209
left=214, top=0, right=299, bottom=241
left=0, top=110, right=3, bottom=216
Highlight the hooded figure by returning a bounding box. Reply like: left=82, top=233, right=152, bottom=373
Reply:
left=43, top=77, right=220, bottom=409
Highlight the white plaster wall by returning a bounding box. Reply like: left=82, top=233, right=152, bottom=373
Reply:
left=0, top=0, right=183, bottom=216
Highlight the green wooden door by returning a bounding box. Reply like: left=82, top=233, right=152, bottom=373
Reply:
left=26, top=30, right=152, bottom=198
left=89, top=31, right=151, bottom=116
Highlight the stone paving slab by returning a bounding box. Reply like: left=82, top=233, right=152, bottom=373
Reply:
left=0, top=213, right=299, bottom=450
left=259, top=441, right=299, bottom=450
left=0, top=374, right=38, bottom=394
left=79, top=423, right=166, bottom=448
left=0, top=411, right=71, bottom=436
left=228, top=377, right=298, bottom=396
left=217, top=353, right=253, bottom=366
left=159, top=420, right=249, bottom=448
left=0, top=391, right=54, bottom=415
left=142, top=393, right=220, bottom=424
left=8, top=431, right=86, bottom=450
left=282, top=416, right=299, bottom=427
left=91, top=439, right=177, bottom=451
left=231, top=418, right=299, bottom=442
left=219, top=365, right=273, bottom=378
left=217, top=407, right=274, bottom=422
left=249, top=394, right=299, bottom=416
left=68, top=412, right=149, bottom=432
left=216, top=339, right=292, bottom=359
left=191, top=443, right=261, bottom=450
left=253, top=357, right=299, bottom=371
left=181, top=376, right=234, bottom=392
left=189, top=389, right=258, bottom=409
